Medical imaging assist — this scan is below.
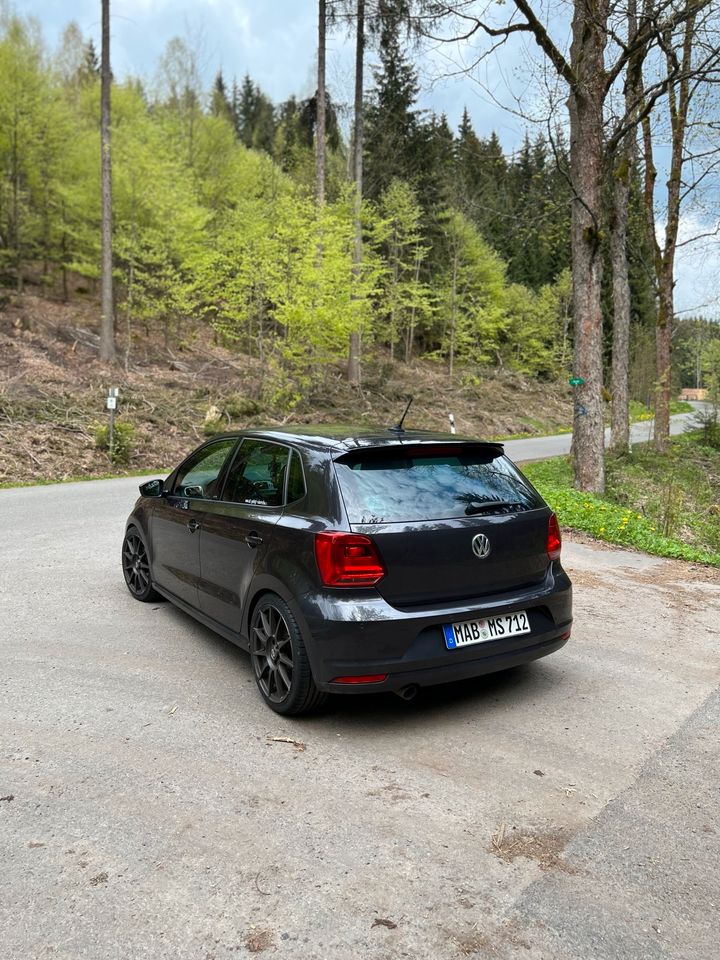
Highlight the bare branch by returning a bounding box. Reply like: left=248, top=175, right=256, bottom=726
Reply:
left=511, top=0, right=576, bottom=85
left=604, top=0, right=713, bottom=93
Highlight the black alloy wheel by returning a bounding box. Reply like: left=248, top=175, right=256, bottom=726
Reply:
left=122, top=528, right=160, bottom=602
left=250, top=595, right=326, bottom=716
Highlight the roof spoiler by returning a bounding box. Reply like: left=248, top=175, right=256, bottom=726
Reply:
left=335, top=439, right=506, bottom=459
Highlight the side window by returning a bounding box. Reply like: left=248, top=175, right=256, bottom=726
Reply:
left=172, top=439, right=236, bottom=499
left=223, top=440, right=290, bottom=507
left=286, top=450, right=306, bottom=503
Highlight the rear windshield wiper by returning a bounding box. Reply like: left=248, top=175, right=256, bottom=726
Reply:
left=465, top=500, right=525, bottom=515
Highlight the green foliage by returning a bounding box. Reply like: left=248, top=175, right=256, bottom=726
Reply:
left=524, top=437, right=720, bottom=566
left=194, top=184, right=379, bottom=395
left=372, top=179, right=434, bottom=359
left=0, top=12, right=652, bottom=398
left=203, top=418, right=225, bottom=436
left=224, top=393, right=261, bottom=418
left=673, top=316, right=720, bottom=390
left=363, top=4, right=421, bottom=201
left=93, top=420, right=135, bottom=464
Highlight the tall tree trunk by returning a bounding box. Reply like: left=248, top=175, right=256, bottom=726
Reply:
left=448, top=246, right=458, bottom=381
left=11, top=117, right=22, bottom=294
left=568, top=0, right=608, bottom=492
left=610, top=0, right=640, bottom=454
left=642, top=4, right=695, bottom=452
left=347, top=0, right=365, bottom=385
left=609, top=159, right=632, bottom=453
left=315, top=0, right=327, bottom=206
left=99, top=0, right=116, bottom=362
left=405, top=246, right=422, bottom=362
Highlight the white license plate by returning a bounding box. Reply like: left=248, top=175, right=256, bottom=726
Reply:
left=443, top=610, right=530, bottom=649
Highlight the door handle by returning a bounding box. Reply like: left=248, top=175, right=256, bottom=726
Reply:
left=187, top=519, right=200, bottom=533
left=245, top=532, right=263, bottom=549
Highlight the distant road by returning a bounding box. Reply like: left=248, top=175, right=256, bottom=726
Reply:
left=504, top=402, right=703, bottom=462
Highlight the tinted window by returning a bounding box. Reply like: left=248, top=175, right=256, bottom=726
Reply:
left=286, top=450, right=306, bottom=503
left=334, top=445, right=543, bottom=524
left=173, top=438, right=236, bottom=499
left=223, top=440, right=290, bottom=507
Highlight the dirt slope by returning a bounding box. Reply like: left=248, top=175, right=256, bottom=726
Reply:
left=0, top=292, right=573, bottom=484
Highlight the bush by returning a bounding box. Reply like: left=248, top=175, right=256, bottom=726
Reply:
left=202, top=404, right=226, bottom=436
left=692, top=404, right=720, bottom=448
left=203, top=418, right=225, bottom=436
left=94, top=420, right=135, bottom=464
left=224, top=393, right=261, bottom=419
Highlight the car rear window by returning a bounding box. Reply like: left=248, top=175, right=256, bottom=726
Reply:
left=334, top=444, right=543, bottom=524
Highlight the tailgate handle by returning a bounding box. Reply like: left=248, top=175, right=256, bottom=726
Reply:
left=245, top=532, right=263, bottom=549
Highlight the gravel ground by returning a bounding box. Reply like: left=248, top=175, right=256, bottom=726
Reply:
left=1, top=476, right=719, bottom=959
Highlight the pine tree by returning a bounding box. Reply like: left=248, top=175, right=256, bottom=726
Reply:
left=236, top=74, right=257, bottom=148
left=210, top=71, right=232, bottom=122
left=363, top=0, right=420, bottom=200
left=83, top=39, right=100, bottom=80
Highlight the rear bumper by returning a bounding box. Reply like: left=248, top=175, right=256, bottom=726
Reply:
left=318, top=630, right=570, bottom=694
left=296, top=565, right=572, bottom=694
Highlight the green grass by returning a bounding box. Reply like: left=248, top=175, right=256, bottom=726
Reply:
left=524, top=433, right=720, bottom=566
left=0, top=467, right=169, bottom=490
left=629, top=398, right=694, bottom=421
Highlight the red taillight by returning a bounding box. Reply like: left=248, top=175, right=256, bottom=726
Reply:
left=332, top=674, right=388, bottom=684
left=314, top=532, right=386, bottom=587
left=547, top=512, right=562, bottom=561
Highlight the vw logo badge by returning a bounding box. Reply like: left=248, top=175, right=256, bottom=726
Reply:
left=471, top=533, right=491, bottom=559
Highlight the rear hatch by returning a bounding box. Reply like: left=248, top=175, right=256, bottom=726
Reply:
left=334, top=443, right=551, bottom=607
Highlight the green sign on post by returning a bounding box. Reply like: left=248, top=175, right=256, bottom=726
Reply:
left=569, top=376, right=585, bottom=387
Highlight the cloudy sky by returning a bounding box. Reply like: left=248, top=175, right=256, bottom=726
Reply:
left=22, top=0, right=720, bottom=316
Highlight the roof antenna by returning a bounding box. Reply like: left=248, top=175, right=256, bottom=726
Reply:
left=389, top=396, right=413, bottom=434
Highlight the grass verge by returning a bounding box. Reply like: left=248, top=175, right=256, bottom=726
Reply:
left=523, top=431, right=720, bottom=567
left=0, top=467, right=168, bottom=490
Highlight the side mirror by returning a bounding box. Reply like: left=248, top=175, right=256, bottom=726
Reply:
left=139, top=478, right=164, bottom=498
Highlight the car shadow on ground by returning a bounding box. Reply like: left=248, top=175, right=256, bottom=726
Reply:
left=155, top=598, right=564, bottom=726
left=318, top=664, right=559, bottom=725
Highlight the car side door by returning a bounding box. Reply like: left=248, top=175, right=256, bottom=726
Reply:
left=197, top=439, right=298, bottom=636
left=150, top=437, right=238, bottom=609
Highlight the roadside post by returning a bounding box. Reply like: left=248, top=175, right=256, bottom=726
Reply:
left=569, top=376, right=586, bottom=420
left=106, top=387, right=119, bottom=461
left=448, top=413, right=456, bottom=435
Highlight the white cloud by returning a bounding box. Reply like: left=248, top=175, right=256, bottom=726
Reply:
left=659, top=213, right=720, bottom=319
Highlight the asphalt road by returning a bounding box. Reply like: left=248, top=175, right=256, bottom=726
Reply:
left=503, top=405, right=702, bottom=462
left=1, top=476, right=719, bottom=960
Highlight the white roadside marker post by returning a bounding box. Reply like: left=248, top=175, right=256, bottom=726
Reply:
left=106, top=387, right=119, bottom=461
left=448, top=413, right=456, bottom=435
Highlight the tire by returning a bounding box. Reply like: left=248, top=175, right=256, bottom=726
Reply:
left=122, top=526, right=162, bottom=603
left=249, top=594, right=327, bottom=716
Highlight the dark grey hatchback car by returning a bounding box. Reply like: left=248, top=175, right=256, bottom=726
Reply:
left=122, top=427, right=572, bottom=714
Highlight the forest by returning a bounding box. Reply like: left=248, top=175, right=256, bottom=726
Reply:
left=0, top=1, right=719, bottom=491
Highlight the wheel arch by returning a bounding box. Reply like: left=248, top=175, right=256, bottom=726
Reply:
left=243, top=576, right=316, bottom=665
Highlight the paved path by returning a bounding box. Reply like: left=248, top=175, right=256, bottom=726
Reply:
left=504, top=404, right=703, bottom=462
left=1, top=477, right=719, bottom=958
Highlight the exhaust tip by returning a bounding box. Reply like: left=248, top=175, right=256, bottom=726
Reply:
left=395, top=684, right=419, bottom=701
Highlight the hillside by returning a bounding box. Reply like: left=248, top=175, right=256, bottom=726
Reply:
left=0, top=292, right=574, bottom=485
